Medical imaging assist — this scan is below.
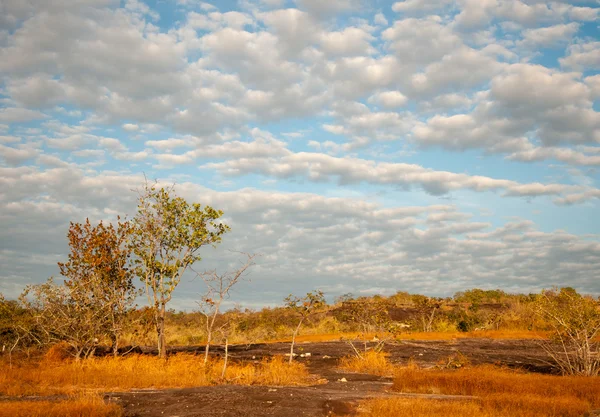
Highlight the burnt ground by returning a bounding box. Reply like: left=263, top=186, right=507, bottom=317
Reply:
left=102, top=338, right=554, bottom=417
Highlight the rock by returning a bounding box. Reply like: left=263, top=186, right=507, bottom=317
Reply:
left=338, top=378, right=348, bottom=383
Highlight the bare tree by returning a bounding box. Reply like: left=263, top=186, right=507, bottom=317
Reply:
left=21, top=278, right=106, bottom=360
left=131, top=179, right=230, bottom=359
left=196, top=253, right=257, bottom=364
left=535, top=287, right=600, bottom=376
left=284, top=290, right=326, bottom=363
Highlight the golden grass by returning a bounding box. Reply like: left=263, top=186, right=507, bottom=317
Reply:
left=0, top=394, right=123, bottom=417
left=0, top=354, right=312, bottom=396
left=338, top=351, right=395, bottom=376
left=352, top=395, right=590, bottom=417
left=355, top=364, right=600, bottom=417
left=393, top=364, right=600, bottom=405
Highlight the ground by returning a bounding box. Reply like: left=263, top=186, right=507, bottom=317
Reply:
left=103, top=338, right=552, bottom=417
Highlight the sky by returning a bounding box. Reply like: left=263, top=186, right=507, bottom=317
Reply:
left=1, top=0, right=600, bottom=310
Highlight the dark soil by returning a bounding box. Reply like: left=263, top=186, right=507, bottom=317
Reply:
left=103, top=338, right=552, bottom=417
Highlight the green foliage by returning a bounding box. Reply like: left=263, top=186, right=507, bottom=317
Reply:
left=131, top=181, right=229, bottom=301
left=130, top=180, right=230, bottom=357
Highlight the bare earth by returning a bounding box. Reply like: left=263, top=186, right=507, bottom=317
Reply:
left=103, top=338, right=552, bottom=417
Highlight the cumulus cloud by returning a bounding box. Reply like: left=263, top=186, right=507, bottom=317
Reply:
left=561, top=41, right=600, bottom=70
left=203, top=151, right=597, bottom=202
left=1, top=164, right=599, bottom=304
left=1, top=0, right=599, bottom=302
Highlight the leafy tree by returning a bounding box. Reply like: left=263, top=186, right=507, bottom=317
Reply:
left=58, top=218, right=137, bottom=356
left=20, top=218, right=137, bottom=360
left=535, top=287, right=600, bottom=376
left=335, top=297, right=391, bottom=334
left=131, top=180, right=230, bottom=358
left=284, top=290, right=325, bottom=363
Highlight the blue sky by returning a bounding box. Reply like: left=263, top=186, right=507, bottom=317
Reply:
left=1, top=0, right=599, bottom=309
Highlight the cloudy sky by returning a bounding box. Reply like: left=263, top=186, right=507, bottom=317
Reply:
left=1, top=0, right=600, bottom=309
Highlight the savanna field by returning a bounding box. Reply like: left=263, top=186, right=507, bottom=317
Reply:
left=2, top=285, right=600, bottom=416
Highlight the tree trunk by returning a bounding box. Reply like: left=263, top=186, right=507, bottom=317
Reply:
left=204, top=331, right=212, bottom=364
left=156, top=305, right=167, bottom=359
left=289, top=318, right=304, bottom=364
left=221, top=338, right=228, bottom=379
left=111, top=333, right=119, bottom=357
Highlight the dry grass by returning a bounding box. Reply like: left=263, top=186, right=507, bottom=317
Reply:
left=352, top=395, right=590, bottom=417
left=357, top=364, right=600, bottom=417
left=0, top=394, right=122, bottom=417
left=393, top=364, right=600, bottom=405
left=0, top=354, right=312, bottom=396
left=338, top=350, right=395, bottom=376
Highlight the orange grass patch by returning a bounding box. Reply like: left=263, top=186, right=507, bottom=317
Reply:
left=393, top=364, right=600, bottom=405
left=338, top=351, right=395, bottom=376
left=368, top=364, right=600, bottom=417
left=0, top=354, right=312, bottom=396
left=352, top=395, right=590, bottom=417
left=0, top=395, right=122, bottom=417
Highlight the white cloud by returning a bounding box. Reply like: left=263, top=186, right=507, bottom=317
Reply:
left=368, top=91, right=408, bottom=108
left=0, top=107, right=47, bottom=122
left=383, top=16, right=463, bottom=67
left=319, top=27, right=375, bottom=57
left=122, top=123, right=139, bottom=131
left=1, top=164, right=599, bottom=302
left=1, top=0, right=599, bottom=302
left=204, top=151, right=595, bottom=202
left=518, top=23, right=580, bottom=48
left=295, top=0, right=361, bottom=17
left=561, top=42, right=600, bottom=70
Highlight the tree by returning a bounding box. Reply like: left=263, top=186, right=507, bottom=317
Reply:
left=0, top=294, right=39, bottom=367
left=58, top=218, right=137, bottom=356
left=131, top=180, right=230, bottom=359
left=284, top=290, right=325, bottom=363
left=411, top=294, right=441, bottom=332
left=21, top=278, right=105, bottom=360
left=534, top=287, right=600, bottom=376
left=196, top=253, right=257, bottom=364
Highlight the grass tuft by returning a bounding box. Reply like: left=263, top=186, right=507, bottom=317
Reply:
left=338, top=350, right=394, bottom=376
